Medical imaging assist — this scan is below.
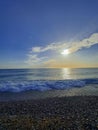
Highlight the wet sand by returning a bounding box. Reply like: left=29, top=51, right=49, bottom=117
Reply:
left=0, top=96, right=98, bottom=130
left=0, top=85, right=98, bottom=101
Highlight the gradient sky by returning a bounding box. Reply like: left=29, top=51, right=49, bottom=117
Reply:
left=0, top=0, right=98, bottom=68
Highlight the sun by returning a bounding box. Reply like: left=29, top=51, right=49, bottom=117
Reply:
left=61, top=49, right=70, bottom=55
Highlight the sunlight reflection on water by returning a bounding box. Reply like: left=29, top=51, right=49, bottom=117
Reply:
left=1, top=68, right=98, bottom=81
left=62, top=68, right=71, bottom=79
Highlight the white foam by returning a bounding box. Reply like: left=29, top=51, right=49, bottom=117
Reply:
left=0, top=80, right=86, bottom=92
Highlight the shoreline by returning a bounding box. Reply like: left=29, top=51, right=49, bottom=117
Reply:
left=0, top=84, right=98, bottom=101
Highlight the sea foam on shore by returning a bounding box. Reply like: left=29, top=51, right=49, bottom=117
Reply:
left=0, top=79, right=98, bottom=92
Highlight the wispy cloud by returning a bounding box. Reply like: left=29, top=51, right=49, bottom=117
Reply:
left=25, top=54, right=47, bottom=67
left=31, top=42, right=70, bottom=53
left=26, top=33, right=98, bottom=67
left=68, top=33, right=98, bottom=53
left=31, top=33, right=98, bottom=54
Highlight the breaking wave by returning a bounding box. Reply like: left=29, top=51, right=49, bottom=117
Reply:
left=0, top=79, right=98, bottom=92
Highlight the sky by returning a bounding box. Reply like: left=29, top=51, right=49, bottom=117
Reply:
left=0, top=0, right=98, bottom=68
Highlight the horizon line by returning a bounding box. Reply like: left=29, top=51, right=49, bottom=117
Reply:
left=0, top=67, right=98, bottom=69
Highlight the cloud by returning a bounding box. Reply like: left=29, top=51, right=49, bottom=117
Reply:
left=32, top=47, right=41, bottom=52
left=31, top=42, right=70, bottom=53
left=68, top=33, right=98, bottom=53
left=26, top=33, right=98, bottom=67
left=31, top=33, right=98, bottom=54
left=25, top=54, right=47, bottom=67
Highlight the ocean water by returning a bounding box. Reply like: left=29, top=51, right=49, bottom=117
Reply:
left=0, top=68, right=98, bottom=93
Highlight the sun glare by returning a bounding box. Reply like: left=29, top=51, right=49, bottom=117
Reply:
left=61, top=49, right=70, bottom=55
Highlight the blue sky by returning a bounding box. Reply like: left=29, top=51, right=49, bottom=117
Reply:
left=0, top=0, right=98, bottom=68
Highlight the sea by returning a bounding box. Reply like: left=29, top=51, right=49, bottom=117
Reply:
left=0, top=68, right=98, bottom=100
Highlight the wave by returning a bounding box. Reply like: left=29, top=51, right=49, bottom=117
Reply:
left=0, top=79, right=98, bottom=92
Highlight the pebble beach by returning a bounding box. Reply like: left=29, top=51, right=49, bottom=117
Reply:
left=0, top=96, right=98, bottom=130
